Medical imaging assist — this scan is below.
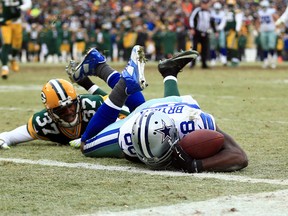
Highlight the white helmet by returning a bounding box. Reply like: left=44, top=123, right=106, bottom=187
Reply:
left=213, top=2, right=222, bottom=10
left=260, top=0, right=270, bottom=8
left=131, top=110, right=179, bottom=169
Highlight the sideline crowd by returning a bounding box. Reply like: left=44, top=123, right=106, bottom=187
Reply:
left=2, top=0, right=288, bottom=67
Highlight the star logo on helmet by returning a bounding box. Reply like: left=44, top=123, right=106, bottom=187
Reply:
left=155, top=120, right=173, bottom=143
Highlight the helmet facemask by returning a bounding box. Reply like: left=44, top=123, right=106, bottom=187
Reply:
left=47, top=97, right=81, bottom=128
left=132, top=110, right=179, bottom=170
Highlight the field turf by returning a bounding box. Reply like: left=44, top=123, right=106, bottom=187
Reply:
left=0, top=61, right=288, bottom=215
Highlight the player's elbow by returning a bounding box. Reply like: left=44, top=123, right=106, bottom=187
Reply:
left=232, top=150, right=248, bottom=171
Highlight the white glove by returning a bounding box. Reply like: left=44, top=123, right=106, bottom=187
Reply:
left=69, top=138, right=81, bottom=149
left=0, top=139, right=10, bottom=150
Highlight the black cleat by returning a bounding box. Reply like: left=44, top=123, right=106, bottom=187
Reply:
left=158, top=50, right=199, bottom=78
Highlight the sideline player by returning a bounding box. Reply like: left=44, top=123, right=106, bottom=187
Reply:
left=256, top=0, right=279, bottom=68
left=68, top=48, right=248, bottom=173
left=1, top=0, right=32, bottom=79
left=0, top=45, right=146, bottom=152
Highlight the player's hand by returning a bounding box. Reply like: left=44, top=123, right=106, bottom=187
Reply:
left=172, top=143, right=197, bottom=173
left=69, top=138, right=81, bottom=149
left=0, top=139, right=10, bottom=150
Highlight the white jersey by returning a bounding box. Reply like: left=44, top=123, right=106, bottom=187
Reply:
left=118, top=96, right=216, bottom=157
left=258, top=8, right=276, bottom=32
left=211, top=10, right=226, bottom=31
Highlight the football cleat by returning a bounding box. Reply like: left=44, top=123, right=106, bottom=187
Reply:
left=158, top=50, right=199, bottom=78
left=122, top=45, right=148, bottom=95
left=66, top=48, right=106, bottom=83
left=1, top=68, right=9, bottom=80
left=10, top=60, right=20, bottom=72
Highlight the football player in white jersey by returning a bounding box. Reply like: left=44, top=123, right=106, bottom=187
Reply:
left=256, top=0, right=279, bottom=68
left=210, top=2, right=227, bottom=66
left=69, top=48, right=248, bottom=173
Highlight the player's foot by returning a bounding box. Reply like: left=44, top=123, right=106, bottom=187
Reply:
left=122, top=45, right=148, bottom=95
left=10, top=60, right=19, bottom=72
left=1, top=68, right=9, bottom=80
left=158, top=50, right=199, bottom=78
left=66, top=48, right=106, bottom=82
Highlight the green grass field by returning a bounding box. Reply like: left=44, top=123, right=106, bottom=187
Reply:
left=0, top=62, right=288, bottom=215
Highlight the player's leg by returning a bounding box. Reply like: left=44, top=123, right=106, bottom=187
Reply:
left=218, top=30, right=227, bottom=66
left=1, top=25, right=12, bottom=79
left=66, top=47, right=146, bottom=111
left=10, top=23, right=22, bottom=72
left=268, top=31, right=277, bottom=69
left=81, top=45, right=147, bottom=143
left=82, top=119, right=125, bottom=158
left=158, top=50, right=199, bottom=97
left=260, top=32, right=269, bottom=68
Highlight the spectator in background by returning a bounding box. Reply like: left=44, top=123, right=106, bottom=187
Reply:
left=152, top=26, right=164, bottom=61
left=162, top=24, right=177, bottom=58
left=225, top=0, right=243, bottom=67
left=256, top=0, right=279, bottom=69
left=59, top=23, right=72, bottom=63
left=72, top=25, right=88, bottom=62
left=46, top=22, right=61, bottom=63
left=189, top=0, right=217, bottom=69
left=27, top=23, right=41, bottom=62
left=176, top=20, right=188, bottom=52
left=210, top=1, right=227, bottom=66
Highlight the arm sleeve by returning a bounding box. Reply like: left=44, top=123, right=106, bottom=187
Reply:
left=189, top=8, right=199, bottom=28
left=0, top=125, right=34, bottom=146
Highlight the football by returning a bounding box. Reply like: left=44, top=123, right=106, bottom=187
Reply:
left=179, top=129, right=224, bottom=159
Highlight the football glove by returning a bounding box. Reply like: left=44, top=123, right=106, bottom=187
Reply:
left=69, top=138, right=81, bottom=149
left=172, top=143, right=202, bottom=173
left=0, top=139, right=10, bottom=150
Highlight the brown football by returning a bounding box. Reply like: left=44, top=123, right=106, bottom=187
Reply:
left=179, top=129, right=224, bottom=159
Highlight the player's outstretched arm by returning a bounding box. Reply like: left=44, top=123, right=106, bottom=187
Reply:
left=201, top=126, right=248, bottom=172
left=172, top=126, right=248, bottom=173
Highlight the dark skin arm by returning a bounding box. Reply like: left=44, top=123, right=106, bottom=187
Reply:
left=172, top=125, right=248, bottom=173
left=202, top=125, right=248, bottom=172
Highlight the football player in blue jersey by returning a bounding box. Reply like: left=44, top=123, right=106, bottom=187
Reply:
left=0, top=45, right=147, bottom=152
left=68, top=48, right=248, bottom=173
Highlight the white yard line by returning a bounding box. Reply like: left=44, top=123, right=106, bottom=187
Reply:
left=1, top=157, right=287, bottom=186
left=93, top=189, right=288, bottom=216
left=1, top=157, right=288, bottom=216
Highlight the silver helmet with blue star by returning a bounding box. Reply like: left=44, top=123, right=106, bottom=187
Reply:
left=131, top=110, right=179, bottom=169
